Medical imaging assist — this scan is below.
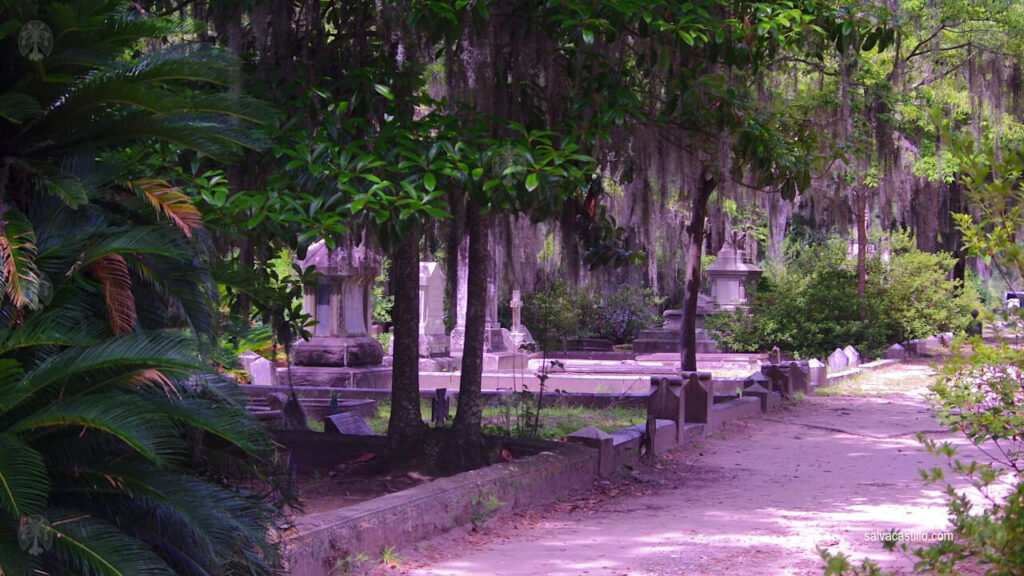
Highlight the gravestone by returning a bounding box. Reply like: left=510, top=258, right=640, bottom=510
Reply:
left=289, top=241, right=391, bottom=388
left=648, top=376, right=685, bottom=443
left=566, top=426, right=614, bottom=477
left=682, top=371, right=714, bottom=425
left=807, top=359, right=827, bottom=387
left=786, top=361, right=808, bottom=394
left=760, top=364, right=792, bottom=399
left=248, top=357, right=278, bottom=386
left=843, top=345, right=860, bottom=368
left=418, top=262, right=449, bottom=358
left=885, top=343, right=906, bottom=360
left=828, top=348, right=849, bottom=373
left=237, top=350, right=261, bottom=373
left=323, top=412, right=374, bottom=436
left=742, top=372, right=774, bottom=412
left=431, top=388, right=450, bottom=428
left=508, top=289, right=535, bottom=351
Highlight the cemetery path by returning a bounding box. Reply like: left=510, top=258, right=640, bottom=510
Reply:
left=395, top=363, right=970, bottom=576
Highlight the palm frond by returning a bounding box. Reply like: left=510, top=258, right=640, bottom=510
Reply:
left=89, top=254, right=137, bottom=335
left=155, top=397, right=267, bottom=457
left=0, top=91, right=42, bottom=124
left=0, top=433, right=48, bottom=519
left=0, top=209, right=41, bottom=310
left=43, top=512, right=175, bottom=576
left=131, top=179, right=202, bottom=238
left=9, top=392, right=182, bottom=466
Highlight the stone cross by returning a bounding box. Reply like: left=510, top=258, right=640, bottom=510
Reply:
left=510, top=289, right=522, bottom=329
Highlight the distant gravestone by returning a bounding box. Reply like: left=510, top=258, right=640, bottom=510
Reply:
left=827, top=348, right=849, bottom=373
left=682, top=372, right=713, bottom=425
left=843, top=345, right=860, bottom=368
left=921, top=335, right=943, bottom=356
left=885, top=343, right=906, bottom=360
left=648, top=376, right=685, bottom=443
left=237, top=350, right=261, bottom=372
left=323, top=412, right=374, bottom=436
left=786, top=361, right=808, bottom=394
left=249, top=357, right=278, bottom=386
left=807, top=359, right=827, bottom=387
left=419, top=262, right=449, bottom=357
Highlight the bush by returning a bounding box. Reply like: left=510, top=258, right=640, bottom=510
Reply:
left=584, top=285, right=663, bottom=344
left=706, top=233, right=976, bottom=359
left=522, top=281, right=661, bottom=350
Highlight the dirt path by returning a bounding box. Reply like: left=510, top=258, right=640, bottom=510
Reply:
left=394, top=363, right=970, bottom=576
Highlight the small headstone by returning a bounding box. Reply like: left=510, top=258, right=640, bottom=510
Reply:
left=648, top=376, right=685, bottom=443
left=843, top=345, right=860, bottom=368
left=921, top=335, right=943, bottom=356
left=761, top=364, right=792, bottom=399
left=682, top=372, right=713, bottom=425
left=323, top=412, right=374, bottom=436
left=827, top=348, right=848, bottom=373
left=807, top=359, right=826, bottom=387
left=885, top=343, right=906, bottom=360
left=785, top=361, right=808, bottom=393
left=249, top=357, right=278, bottom=386
left=237, top=350, right=261, bottom=372
left=431, top=388, right=450, bottom=428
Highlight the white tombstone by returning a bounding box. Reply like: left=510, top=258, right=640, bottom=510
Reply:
left=705, top=241, right=762, bottom=310
left=248, top=356, right=278, bottom=386
left=807, top=359, right=827, bottom=387
left=509, top=289, right=535, bottom=350
left=418, top=262, right=450, bottom=357
left=237, top=350, right=261, bottom=372
left=827, top=348, right=849, bottom=373
left=885, top=343, right=906, bottom=360
left=842, top=345, right=860, bottom=368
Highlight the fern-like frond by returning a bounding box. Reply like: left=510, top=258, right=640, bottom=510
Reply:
left=9, top=393, right=181, bottom=466
left=130, top=179, right=202, bottom=238
left=0, top=433, right=48, bottom=519
left=0, top=209, right=41, bottom=310
left=0, top=91, right=42, bottom=124
left=43, top=512, right=175, bottom=576
left=89, top=254, right=137, bottom=335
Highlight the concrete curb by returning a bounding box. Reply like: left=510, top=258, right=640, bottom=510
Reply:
left=282, top=441, right=597, bottom=575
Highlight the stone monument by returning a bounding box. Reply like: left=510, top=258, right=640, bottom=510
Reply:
left=288, top=240, right=392, bottom=388
left=508, top=289, right=535, bottom=351
left=418, top=262, right=458, bottom=371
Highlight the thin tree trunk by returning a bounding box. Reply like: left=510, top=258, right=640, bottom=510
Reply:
left=680, top=171, right=716, bottom=372
left=388, top=229, right=426, bottom=462
left=856, top=191, right=867, bottom=319
left=452, top=202, right=488, bottom=454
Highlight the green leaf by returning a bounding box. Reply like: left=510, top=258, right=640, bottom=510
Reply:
left=374, top=84, right=394, bottom=100
left=0, top=434, right=48, bottom=519
left=423, top=172, right=437, bottom=191
left=0, top=92, right=42, bottom=124
left=525, top=173, right=539, bottom=191
left=582, top=28, right=595, bottom=45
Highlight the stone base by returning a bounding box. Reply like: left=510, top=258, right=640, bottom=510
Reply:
left=419, top=356, right=460, bottom=372
left=293, top=336, right=384, bottom=367
left=281, top=365, right=392, bottom=389
left=418, top=333, right=450, bottom=358
left=483, top=352, right=528, bottom=371
left=449, top=327, right=465, bottom=355
left=632, top=328, right=719, bottom=354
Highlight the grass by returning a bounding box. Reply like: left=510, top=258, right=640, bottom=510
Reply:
left=354, top=397, right=645, bottom=439
left=813, top=363, right=939, bottom=397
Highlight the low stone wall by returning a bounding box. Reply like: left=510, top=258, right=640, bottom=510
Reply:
left=283, top=441, right=597, bottom=575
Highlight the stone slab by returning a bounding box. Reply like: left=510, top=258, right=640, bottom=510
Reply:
left=284, top=365, right=393, bottom=389
left=323, top=412, right=374, bottom=436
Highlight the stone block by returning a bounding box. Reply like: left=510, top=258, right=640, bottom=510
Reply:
left=567, top=426, right=614, bottom=477
left=885, top=343, right=906, bottom=360
left=249, top=357, right=278, bottom=386
left=843, top=345, right=860, bottom=368
left=323, top=412, right=374, bottom=436
left=760, top=364, right=792, bottom=399
left=237, top=350, right=261, bottom=372
left=827, top=348, right=848, bottom=373
left=682, top=371, right=714, bottom=425
left=648, top=376, right=685, bottom=443
left=807, top=359, right=826, bottom=387
left=742, top=382, right=772, bottom=412
left=293, top=336, right=384, bottom=367
left=785, top=361, right=808, bottom=394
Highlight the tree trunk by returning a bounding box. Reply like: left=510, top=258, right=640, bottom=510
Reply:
left=680, top=172, right=716, bottom=372
left=855, top=190, right=867, bottom=319
left=451, top=201, right=488, bottom=466
left=388, top=229, right=426, bottom=464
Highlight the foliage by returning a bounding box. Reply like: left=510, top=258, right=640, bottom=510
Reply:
left=706, top=234, right=974, bottom=358
left=0, top=3, right=291, bottom=574
left=372, top=257, right=394, bottom=327
left=522, top=281, right=661, bottom=349
left=585, top=286, right=663, bottom=345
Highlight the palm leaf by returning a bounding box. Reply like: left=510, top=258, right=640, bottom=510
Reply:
left=0, top=434, right=48, bottom=520
left=9, top=393, right=181, bottom=466
left=89, top=254, right=137, bottom=335
left=43, top=512, right=175, bottom=576
left=0, top=91, right=43, bottom=124
left=130, top=179, right=202, bottom=238
left=0, top=209, right=41, bottom=310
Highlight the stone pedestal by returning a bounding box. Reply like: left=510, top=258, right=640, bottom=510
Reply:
left=289, top=241, right=391, bottom=388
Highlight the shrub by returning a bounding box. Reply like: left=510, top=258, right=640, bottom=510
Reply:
left=706, top=234, right=976, bottom=359
left=585, top=285, right=663, bottom=344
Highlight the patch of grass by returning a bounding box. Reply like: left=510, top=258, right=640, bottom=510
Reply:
left=364, top=398, right=644, bottom=440
left=813, top=364, right=939, bottom=397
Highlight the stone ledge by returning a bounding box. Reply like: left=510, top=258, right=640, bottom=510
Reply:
left=283, top=441, right=597, bottom=576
